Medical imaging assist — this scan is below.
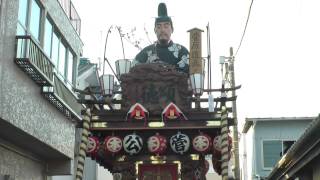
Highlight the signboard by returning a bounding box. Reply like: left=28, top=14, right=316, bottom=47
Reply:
left=121, top=63, right=192, bottom=112
left=188, top=28, right=204, bottom=74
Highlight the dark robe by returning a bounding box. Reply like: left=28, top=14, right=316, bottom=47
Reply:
left=133, top=41, right=189, bottom=73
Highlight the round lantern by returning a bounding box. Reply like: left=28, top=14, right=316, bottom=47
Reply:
left=123, top=134, right=143, bottom=155
left=104, top=136, right=122, bottom=154
left=87, top=136, right=99, bottom=157
left=147, top=133, right=167, bottom=154
left=170, top=132, right=190, bottom=154
left=192, top=133, right=212, bottom=153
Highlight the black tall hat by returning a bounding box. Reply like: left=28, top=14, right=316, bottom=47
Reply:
left=155, top=3, right=173, bottom=29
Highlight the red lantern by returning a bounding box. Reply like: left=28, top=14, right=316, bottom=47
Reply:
left=147, top=133, right=167, bottom=155
left=87, top=136, right=99, bottom=157
left=192, top=133, right=212, bottom=153
left=104, top=136, right=122, bottom=154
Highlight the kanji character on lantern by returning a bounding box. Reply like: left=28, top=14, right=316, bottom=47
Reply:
left=123, top=133, right=143, bottom=155
left=170, top=132, right=190, bottom=154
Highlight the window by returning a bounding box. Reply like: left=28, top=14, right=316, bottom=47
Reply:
left=262, top=140, right=295, bottom=168
left=67, top=51, right=74, bottom=85
left=17, top=0, right=28, bottom=35
left=51, top=32, right=59, bottom=67
left=17, top=0, right=42, bottom=41
left=283, top=141, right=295, bottom=155
left=16, top=0, right=76, bottom=88
left=29, top=0, right=41, bottom=41
left=44, top=18, right=53, bottom=57
left=50, top=30, right=75, bottom=87
left=58, top=42, right=67, bottom=77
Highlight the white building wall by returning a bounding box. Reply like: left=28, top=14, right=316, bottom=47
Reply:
left=241, top=119, right=313, bottom=180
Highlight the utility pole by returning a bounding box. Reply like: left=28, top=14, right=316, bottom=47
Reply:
left=229, top=47, right=240, bottom=179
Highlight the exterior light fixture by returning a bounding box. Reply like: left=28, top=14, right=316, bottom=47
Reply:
left=190, top=58, right=205, bottom=96
left=115, top=59, right=131, bottom=79
left=190, top=73, right=204, bottom=96
left=99, top=74, right=114, bottom=96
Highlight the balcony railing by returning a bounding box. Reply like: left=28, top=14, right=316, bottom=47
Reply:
left=42, top=74, right=83, bottom=121
left=15, top=35, right=54, bottom=86
left=70, top=2, right=81, bottom=35
left=15, top=35, right=82, bottom=121
left=58, top=0, right=81, bottom=35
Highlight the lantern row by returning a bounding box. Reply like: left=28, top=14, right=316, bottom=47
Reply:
left=87, top=132, right=232, bottom=157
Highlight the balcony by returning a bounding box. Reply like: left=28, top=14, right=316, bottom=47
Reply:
left=15, top=36, right=54, bottom=86
left=42, top=74, right=83, bottom=121
left=14, top=35, right=83, bottom=121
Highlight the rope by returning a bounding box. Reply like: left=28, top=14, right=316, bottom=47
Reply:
left=220, top=106, right=229, bottom=179
left=75, top=108, right=91, bottom=180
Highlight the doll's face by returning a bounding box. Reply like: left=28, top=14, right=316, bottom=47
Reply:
left=155, top=22, right=172, bottom=45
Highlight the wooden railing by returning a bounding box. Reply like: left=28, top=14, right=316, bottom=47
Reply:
left=15, top=35, right=54, bottom=86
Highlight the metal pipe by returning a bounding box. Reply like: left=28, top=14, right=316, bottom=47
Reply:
left=103, top=26, right=119, bottom=81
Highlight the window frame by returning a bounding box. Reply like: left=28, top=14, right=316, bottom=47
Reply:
left=29, top=0, right=42, bottom=41
left=43, top=16, right=54, bottom=58
left=66, top=49, right=75, bottom=89
left=261, top=139, right=296, bottom=170
left=17, top=0, right=30, bottom=35
left=57, top=40, right=67, bottom=78
left=17, top=0, right=77, bottom=89
left=17, top=0, right=44, bottom=43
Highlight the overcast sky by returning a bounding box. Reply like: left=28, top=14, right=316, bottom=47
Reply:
left=73, top=0, right=320, bottom=127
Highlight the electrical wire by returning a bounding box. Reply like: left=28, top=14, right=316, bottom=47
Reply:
left=235, top=0, right=254, bottom=57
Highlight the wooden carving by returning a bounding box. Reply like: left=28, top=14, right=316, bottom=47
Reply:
left=121, top=63, right=192, bottom=114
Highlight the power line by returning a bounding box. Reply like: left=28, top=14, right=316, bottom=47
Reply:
left=235, top=0, right=254, bottom=57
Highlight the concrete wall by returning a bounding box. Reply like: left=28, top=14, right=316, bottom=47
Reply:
left=0, top=0, right=75, bottom=159
left=0, top=0, right=83, bottom=179
left=0, top=139, right=45, bottom=180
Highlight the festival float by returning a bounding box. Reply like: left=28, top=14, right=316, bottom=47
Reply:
left=75, top=26, right=240, bottom=180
